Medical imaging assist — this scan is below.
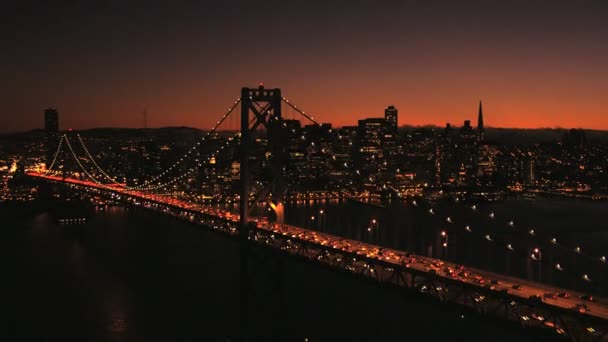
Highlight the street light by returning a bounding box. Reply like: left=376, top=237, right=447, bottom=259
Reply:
left=531, top=247, right=542, bottom=282
left=367, top=219, right=379, bottom=242
left=371, top=219, right=378, bottom=230
left=440, top=230, right=448, bottom=260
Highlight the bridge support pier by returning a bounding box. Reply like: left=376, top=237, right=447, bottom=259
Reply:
left=238, top=236, right=288, bottom=338
left=268, top=201, right=284, bottom=225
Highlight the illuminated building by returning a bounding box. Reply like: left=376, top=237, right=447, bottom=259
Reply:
left=385, top=105, right=398, bottom=132
left=356, top=118, right=385, bottom=178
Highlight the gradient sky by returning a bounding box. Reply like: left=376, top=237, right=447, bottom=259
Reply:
left=2, top=1, right=608, bottom=132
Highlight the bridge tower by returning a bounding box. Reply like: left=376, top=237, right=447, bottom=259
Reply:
left=239, top=83, right=288, bottom=231
left=238, top=84, right=289, bottom=336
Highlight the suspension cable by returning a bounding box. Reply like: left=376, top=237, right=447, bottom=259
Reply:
left=281, top=97, right=322, bottom=126
left=70, top=98, right=241, bottom=190
left=77, top=134, right=117, bottom=184
left=140, top=131, right=243, bottom=192
left=63, top=134, right=116, bottom=190
left=45, top=135, right=65, bottom=174
left=131, top=98, right=241, bottom=190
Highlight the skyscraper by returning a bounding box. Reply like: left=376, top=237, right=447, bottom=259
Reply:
left=477, top=101, right=484, bottom=141
left=356, top=118, right=385, bottom=178
left=385, top=105, right=398, bottom=132
left=450, top=120, right=478, bottom=186
left=45, top=108, right=59, bottom=132
left=44, top=108, right=59, bottom=168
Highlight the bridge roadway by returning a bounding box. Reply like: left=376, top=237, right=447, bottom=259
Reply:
left=29, top=173, right=608, bottom=331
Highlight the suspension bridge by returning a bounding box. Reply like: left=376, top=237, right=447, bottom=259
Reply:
left=27, top=85, right=608, bottom=341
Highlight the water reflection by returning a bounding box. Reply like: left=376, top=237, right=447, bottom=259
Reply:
left=6, top=202, right=580, bottom=340
left=61, top=212, right=135, bottom=342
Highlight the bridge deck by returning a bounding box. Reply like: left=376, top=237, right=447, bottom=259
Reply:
left=29, top=173, right=608, bottom=323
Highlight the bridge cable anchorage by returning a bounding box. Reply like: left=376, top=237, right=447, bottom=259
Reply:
left=44, top=134, right=65, bottom=174
left=281, top=97, right=322, bottom=126
left=131, top=98, right=241, bottom=190
left=63, top=134, right=117, bottom=190
left=411, top=196, right=603, bottom=288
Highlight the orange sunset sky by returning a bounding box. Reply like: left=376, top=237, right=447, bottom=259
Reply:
left=3, top=1, right=608, bottom=132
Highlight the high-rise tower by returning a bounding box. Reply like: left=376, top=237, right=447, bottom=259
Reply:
left=44, top=108, right=59, bottom=168
left=477, top=101, right=484, bottom=142
left=385, top=105, right=398, bottom=132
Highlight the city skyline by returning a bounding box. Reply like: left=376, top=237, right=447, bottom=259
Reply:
left=5, top=2, right=608, bottom=340
left=6, top=98, right=608, bottom=134
left=3, top=1, right=608, bottom=132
